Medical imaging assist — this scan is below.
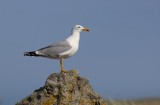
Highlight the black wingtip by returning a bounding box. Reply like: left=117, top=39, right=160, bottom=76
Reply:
left=24, top=52, right=30, bottom=56
left=24, top=51, right=38, bottom=56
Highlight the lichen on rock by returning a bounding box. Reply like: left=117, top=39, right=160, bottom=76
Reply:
left=16, top=69, right=107, bottom=105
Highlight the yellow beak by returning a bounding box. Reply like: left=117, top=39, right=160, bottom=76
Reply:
left=82, top=28, right=90, bottom=32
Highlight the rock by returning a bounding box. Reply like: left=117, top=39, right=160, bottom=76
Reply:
left=16, top=69, right=107, bottom=105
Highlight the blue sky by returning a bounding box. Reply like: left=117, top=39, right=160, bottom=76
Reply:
left=0, top=0, right=160, bottom=105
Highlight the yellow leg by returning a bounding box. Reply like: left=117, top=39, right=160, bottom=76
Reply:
left=60, top=58, right=68, bottom=72
left=60, top=58, right=64, bottom=72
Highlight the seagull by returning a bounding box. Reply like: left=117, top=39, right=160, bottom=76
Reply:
left=24, top=25, right=89, bottom=72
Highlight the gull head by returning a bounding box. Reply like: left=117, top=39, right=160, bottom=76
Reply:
left=72, top=25, right=89, bottom=33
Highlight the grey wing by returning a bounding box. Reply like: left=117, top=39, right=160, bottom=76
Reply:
left=37, top=40, right=72, bottom=58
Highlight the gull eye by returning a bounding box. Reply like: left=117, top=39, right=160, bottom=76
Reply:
left=78, top=26, right=81, bottom=28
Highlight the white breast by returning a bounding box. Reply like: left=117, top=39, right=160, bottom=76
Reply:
left=58, top=32, right=80, bottom=59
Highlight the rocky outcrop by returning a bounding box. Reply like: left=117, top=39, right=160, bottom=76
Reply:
left=16, top=69, right=107, bottom=105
